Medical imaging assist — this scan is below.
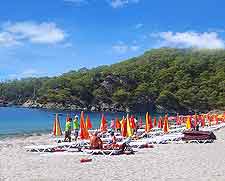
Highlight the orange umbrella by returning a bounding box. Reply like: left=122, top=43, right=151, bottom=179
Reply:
left=215, top=114, right=219, bottom=124
left=79, top=111, right=89, bottom=139
left=163, top=114, right=169, bottom=133
left=145, top=112, right=150, bottom=132
left=201, top=115, right=205, bottom=127
left=86, top=115, right=92, bottom=129
left=115, top=117, right=121, bottom=129
left=53, top=113, right=62, bottom=136
left=207, top=114, right=211, bottom=126
left=121, top=117, right=127, bottom=137
left=100, top=114, right=107, bottom=132
left=153, top=117, right=157, bottom=127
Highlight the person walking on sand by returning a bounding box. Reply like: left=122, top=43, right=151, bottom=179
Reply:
left=64, top=116, right=72, bottom=142
left=73, top=115, right=79, bottom=141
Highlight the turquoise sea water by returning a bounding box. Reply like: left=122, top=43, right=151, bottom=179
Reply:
left=0, top=107, right=163, bottom=137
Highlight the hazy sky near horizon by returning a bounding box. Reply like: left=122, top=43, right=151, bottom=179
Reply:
left=0, top=0, right=225, bottom=80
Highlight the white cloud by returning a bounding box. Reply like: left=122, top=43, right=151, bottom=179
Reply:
left=112, top=41, right=140, bottom=54
left=112, top=42, right=129, bottom=54
left=0, top=32, right=20, bottom=47
left=135, top=23, right=143, bottom=29
left=0, top=21, right=66, bottom=46
left=154, top=31, right=225, bottom=49
left=4, top=22, right=66, bottom=44
left=21, top=69, right=39, bottom=77
left=109, top=0, right=140, bottom=8
left=9, top=68, right=40, bottom=79
left=130, top=45, right=140, bottom=51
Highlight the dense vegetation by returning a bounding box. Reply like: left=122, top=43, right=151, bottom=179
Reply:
left=0, top=48, right=225, bottom=113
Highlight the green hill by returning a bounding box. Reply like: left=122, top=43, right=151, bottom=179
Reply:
left=0, top=48, right=225, bottom=113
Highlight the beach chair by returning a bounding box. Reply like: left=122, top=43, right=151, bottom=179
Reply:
left=25, top=144, right=58, bottom=153
left=25, top=140, right=87, bottom=153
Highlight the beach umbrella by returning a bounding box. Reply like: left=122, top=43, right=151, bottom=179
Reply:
left=145, top=112, right=150, bottom=132
left=115, top=117, right=121, bottom=130
left=130, top=115, right=136, bottom=129
left=121, top=116, right=127, bottom=137
left=158, top=116, right=163, bottom=129
left=100, top=114, right=107, bottom=133
left=127, top=114, right=133, bottom=137
left=186, top=115, right=191, bottom=129
left=200, top=115, right=205, bottom=127
left=153, top=117, right=157, bottom=127
left=163, top=115, right=169, bottom=133
left=80, top=111, right=89, bottom=139
left=139, top=117, right=143, bottom=128
left=207, top=114, right=211, bottom=126
left=149, top=115, right=153, bottom=130
left=86, top=115, right=92, bottom=129
left=214, top=114, right=218, bottom=125
left=53, top=113, right=62, bottom=136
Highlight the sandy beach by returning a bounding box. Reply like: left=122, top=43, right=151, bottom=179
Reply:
left=0, top=128, right=225, bottom=181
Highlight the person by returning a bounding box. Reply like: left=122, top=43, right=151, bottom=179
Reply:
left=73, top=115, right=79, bottom=141
left=90, top=131, right=103, bottom=149
left=196, top=122, right=200, bottom=131
left=64, top=117, right=72, bottom=142
left=109, top=131, right=117, bottom=144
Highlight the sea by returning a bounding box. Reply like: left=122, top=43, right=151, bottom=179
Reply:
left=0, top=106, right=163, bottom=138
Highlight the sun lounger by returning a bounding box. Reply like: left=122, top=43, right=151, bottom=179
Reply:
left=82, top=148, right=124, bottom=156
left=25, top=144, right=58, bottom=153
left=25, top=140, right=87, bottom=153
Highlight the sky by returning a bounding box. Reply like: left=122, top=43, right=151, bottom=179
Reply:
left=0, top=0, right=225, bottom=80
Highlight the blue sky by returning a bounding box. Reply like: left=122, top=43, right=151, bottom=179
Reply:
left=0, top=0, right=225, bottom=80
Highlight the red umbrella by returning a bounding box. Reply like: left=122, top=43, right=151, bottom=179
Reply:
left=100, top=114, right=107, bottom=133
left=115, top=117, right=121, bottom=129
left=153, top=117, right=157, bottom=127
left=130, top=115, right=136, bottom=129
left=200, top=115, right=205, bottom=127
left=158, top=117, right=163, bottom=129
left=149, top=115, right=153, bottom=130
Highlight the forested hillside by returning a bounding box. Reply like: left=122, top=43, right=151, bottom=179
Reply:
left=0, top=48, right=225, bottom=113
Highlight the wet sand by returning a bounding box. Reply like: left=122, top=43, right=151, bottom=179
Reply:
left=0, top=128, right=225, bottom=181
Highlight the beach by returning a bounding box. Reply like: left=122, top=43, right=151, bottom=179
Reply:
left=0, top=128, right=225, bottom=181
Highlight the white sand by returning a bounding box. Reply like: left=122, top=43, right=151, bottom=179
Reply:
left=1, top=129, right=225, bottom=181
